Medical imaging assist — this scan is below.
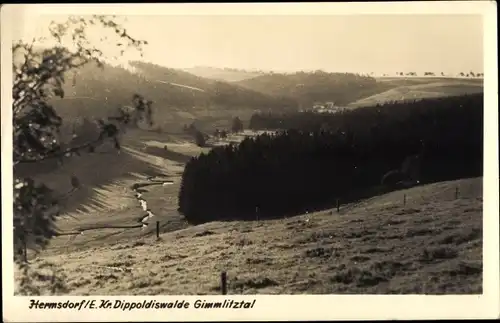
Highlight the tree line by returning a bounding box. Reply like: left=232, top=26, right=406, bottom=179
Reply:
left=178, top=93, right=483, bottom=224
left=394, top=71, right=484, bottom=78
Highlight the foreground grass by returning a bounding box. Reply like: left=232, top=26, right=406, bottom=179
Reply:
left=17, top=177, right=482, bottom=295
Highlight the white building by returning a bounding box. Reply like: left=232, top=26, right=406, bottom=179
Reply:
left=310, top=101, right=348, bottom=114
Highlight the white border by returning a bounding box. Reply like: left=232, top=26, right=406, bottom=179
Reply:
left=1, top=2, right=499, bottom=322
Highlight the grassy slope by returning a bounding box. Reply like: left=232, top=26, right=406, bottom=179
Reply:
left=18, top=128, right=482, bottom=295
left=50, top=62, right=287, bottom=135
left=348, top=77, right=484, bottom=108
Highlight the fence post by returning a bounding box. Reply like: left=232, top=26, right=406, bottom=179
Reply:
left=336, top=199, right=340, bottom=213
left=220, top=271, right=227, bottom=295
left=403, top=194, right=406, bottom=206
left=22, top=235, right=27, bottom=263
left=156, top=221, right=160, bottom=239
left=455, top=187, right=459, bottom=200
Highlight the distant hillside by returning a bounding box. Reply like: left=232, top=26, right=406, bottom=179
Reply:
left=48, top=61, right=297, bottom=131
left=130, top=61, right=295, bottom=110
left=130, top=61, right=218, bottom=90
left=235, top=71, right=393, bottom=107
left=182, top=66, right=265, bottom=82
left=51, top=62, right=202, bottom=120
left=234, top=72, right=485, bottom=109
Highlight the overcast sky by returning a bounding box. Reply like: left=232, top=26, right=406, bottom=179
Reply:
left=14, top=13, right=484, bottom=75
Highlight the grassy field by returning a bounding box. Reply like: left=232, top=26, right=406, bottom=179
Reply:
left=348, top=77, right=483, bottom=108
left=14, top=129, right=483, bottom=295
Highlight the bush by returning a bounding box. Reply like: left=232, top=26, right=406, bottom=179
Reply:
left=194, top=130, right=206, bottom=147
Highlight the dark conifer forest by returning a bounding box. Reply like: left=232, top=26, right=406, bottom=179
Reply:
left=179, top=94, right=483, bottom=224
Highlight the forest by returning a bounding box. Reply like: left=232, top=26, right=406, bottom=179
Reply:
left=178, top=94, right=483, bottom=224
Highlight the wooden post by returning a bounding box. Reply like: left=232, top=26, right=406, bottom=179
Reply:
left=336, top=199, right=340, bottom=213
left=23, top=237, right=28, bottom=263
left=455, top=187, right=459, bottom=200
left=156, top=221, right=160, bottom=239
left=22, top=235, right=27, bottom=263
left=403, top=194, right=406, bottom=206
left=50, top=274, right=56, bottom=294
left=220, top=271, right=227, bottom=295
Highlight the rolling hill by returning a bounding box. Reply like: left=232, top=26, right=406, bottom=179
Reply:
left=235, top=71, right=394, bottom=107
left=25, top=48, right=483, bottom=136
left=48, top=61, right=297, bottom=134
left=235, top=72, right=484, bottom=110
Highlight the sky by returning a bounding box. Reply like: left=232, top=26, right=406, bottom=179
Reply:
left=13, top=13, right=484, bottom=75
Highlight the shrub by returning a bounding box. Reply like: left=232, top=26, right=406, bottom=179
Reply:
left=194, top=130, right=206, bottom=147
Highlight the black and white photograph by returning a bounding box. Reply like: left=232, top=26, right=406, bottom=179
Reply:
left=2, top=2, right=498, bottom=321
